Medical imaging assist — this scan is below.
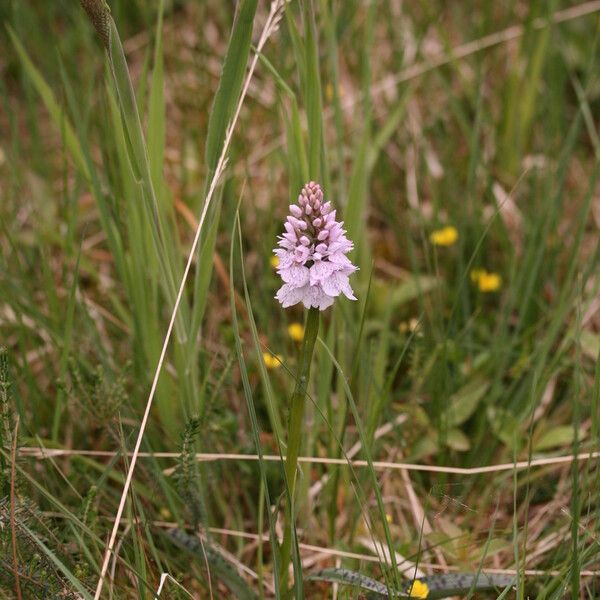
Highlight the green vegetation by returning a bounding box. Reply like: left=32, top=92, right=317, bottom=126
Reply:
left=1, top=0, right=600, bottom=597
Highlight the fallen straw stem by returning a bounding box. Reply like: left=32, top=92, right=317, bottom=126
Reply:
left=18, top=448, right=600, bottom=475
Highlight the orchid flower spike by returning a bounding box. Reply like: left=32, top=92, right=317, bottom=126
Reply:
left=274, top=182, right=358, bottom=310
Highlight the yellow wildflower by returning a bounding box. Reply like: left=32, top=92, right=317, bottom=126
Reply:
left=478, top=271, right=502, bottom=292
left=262, top=352, right=282, bottom=370
left=385, top=513, right=393, bottom=524
left=470, top=269, right=502, bottom=293
left=429, top=226, right=458, bottom=247
left=287, top=322, right=304, bottom=342
left=325, top=82, right=334, bottom=102
left=408, top=580, right=429, bottom=598
left=270, top=255, right=280, bottom=268
left=470, top=268, right=485, bottom=283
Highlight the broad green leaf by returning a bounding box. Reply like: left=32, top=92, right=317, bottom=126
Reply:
left=446, top=428, right=471, bottom=451
left=445, top=379, right=490, bottom=427
left=307, top=567, right=515, bottom=599
left=487, top=406, right=521, bottom=446
left=371, top=275, right=441, bottom=314
left=580, top=330, right=600, bottom=360
left=534, top=425, right=586, bottom=451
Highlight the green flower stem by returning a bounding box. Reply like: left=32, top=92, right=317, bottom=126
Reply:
left=280, top=306, right=320, bottom=592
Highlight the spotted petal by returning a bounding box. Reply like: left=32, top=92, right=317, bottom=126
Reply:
left=279, top=264, right=310, bottom=288
left=309, top=260, right=337, bottom=286
left=321, top=271, right=356, bottom=300
left=275, top=283, right=306, bottom=308
left=302, top=284, right=335, bottom=310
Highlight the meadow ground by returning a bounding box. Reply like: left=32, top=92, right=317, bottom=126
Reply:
left=1, top=1, right=600, bottom=598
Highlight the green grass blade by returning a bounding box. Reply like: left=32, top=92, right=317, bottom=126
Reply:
left=229, top=212, right=282, bottom=598
left=7, top=26, right=90, bottom=181
left=190, top=0, right=258, bottom=351
left=204, top=0, right=258, bottom=173
left=147, top=0, right=166, bottom=202
left=303, top=0, right=324, bottom=180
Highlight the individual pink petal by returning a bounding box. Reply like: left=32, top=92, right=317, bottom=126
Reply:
left=328, top=239, right=353, bottom=254
left=309, top=260, right=337, bottom=286
left=301, top=284, right=334, bottom=310
left=293, top=245, right=310, bottom=263
left=321, top=271, right=356, bottom=301
left=279, top=264, right=310, bottom=287
left=327, top=252, right=353, bottom=267
left=274, top=249, right=294, bottom=269
left=277, top=238, right=295, bottom=250
left=275, top=283, right=306, bottom=308
left=339, top=277, right=357, bottom=300
left=340, top=264, right=359, bottom=277
left=328, top=223, right=342, bottom=240
left=287, top=216, right=304, bottom=230
left=321, top=273, right=341, bottom=297
left=312, top=287, right=335, bottom=310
